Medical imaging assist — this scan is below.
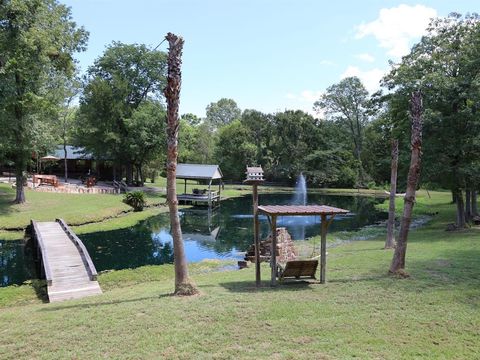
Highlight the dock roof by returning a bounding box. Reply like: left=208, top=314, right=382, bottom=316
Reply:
left=176, top=164, right=223, bottom=180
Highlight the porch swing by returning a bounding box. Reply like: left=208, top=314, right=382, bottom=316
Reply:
left=275, top=218, right=320, bottom=282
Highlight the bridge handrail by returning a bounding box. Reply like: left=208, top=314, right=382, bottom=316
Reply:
left=31, top=220, right=53, bottom=286
left=56, top=218, right=98, bottom=281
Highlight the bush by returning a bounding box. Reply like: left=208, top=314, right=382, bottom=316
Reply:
left=123, top=191, right=146, bottom=211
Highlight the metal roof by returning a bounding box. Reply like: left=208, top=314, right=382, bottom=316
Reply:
left=176, top=164, right=223, bottom=180
left=53, top=146, right=93, bottom=160
left=258, top=205, right=349, bottom=216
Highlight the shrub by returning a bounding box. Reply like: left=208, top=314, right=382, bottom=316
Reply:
left=123, top=191, right=146, bottom=211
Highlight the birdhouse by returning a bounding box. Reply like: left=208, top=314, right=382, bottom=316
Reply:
left=244, top=166, right=264, bottom=184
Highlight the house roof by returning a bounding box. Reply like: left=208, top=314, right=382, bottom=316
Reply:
left=53, top=146, right=93, bottom=160
left=176, top=164, right=223, bottom=180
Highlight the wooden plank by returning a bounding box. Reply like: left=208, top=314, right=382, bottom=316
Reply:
left=32, top=220, right=102, bottom=303
left=270, top=215, right=277, bottom=286
left=320, top=214, right=327, bottom=284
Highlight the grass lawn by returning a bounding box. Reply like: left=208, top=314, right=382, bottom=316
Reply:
left=0, top=190, right=479, bottom=359
left=0, top=183, right=166, bottom=231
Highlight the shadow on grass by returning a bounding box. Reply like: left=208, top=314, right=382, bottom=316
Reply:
left=218, top=279, right=317, bottom=293
left=0, top=185, right=15, bottom=218
left=39, top=293, right=174, bottom=312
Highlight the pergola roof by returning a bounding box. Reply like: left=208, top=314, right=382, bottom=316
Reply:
left=176, top=164, right=223, bottom=180
left=258, top=205, right=349, bottom=216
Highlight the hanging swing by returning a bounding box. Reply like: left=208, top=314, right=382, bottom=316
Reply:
left=274, top=215, right=321, bottom=282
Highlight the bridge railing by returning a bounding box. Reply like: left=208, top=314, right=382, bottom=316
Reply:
left=56, top=218, right=99, bottom=281
left=31, top=220, right=53, bottom=286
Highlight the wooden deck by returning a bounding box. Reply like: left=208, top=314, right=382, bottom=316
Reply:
left=32, top=219, right=102, bottom=302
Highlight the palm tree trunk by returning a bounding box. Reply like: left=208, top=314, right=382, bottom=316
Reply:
left=385, top=139, right=398, bottom=249
left=164, top=32, right=197, bottom=296
left=390, top=91, right=423, bottom=276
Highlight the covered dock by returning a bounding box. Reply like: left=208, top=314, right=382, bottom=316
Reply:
left=176, top=164, right=223, bottom=207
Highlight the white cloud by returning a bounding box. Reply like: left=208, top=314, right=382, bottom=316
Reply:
left=340, top=66, right=386, bottom=93
left=355, top=4, right=437, bottom=58
left=356, top=53, right=375, bottom=63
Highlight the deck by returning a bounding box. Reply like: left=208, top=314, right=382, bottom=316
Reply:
left=178, top=191, right=221, bottom=207
left=31, top=219, right=102, bottom=302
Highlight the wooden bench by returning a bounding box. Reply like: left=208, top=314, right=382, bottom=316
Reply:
left=277, top=260, right=319, bottom=282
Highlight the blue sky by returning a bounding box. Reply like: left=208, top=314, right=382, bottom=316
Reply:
left=63, top=0, right=477, bottom=117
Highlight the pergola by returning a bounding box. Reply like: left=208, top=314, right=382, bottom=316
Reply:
left=257, top=205, right=349, bottom=286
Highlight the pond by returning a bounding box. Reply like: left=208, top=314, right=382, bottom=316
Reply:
left=0, top=193, right=387, bottom=287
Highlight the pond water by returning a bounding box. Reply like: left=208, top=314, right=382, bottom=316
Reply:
left=0, top=193, right=387, bottom=287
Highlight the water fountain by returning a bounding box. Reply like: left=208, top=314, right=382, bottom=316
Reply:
left=292, top=173, right=307, bottom=205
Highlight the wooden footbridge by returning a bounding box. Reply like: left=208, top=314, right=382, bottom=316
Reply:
left=31, top=219, right=102, bottom=302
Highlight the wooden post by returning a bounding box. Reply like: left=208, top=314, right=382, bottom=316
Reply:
left=208, top=179, right=212, bottom=208
left=320, top=214, right=327, bottom=284
left=253, top=184, right=261, bottom=286
left=270, top=215, right=277, bottom=286
left=184, top=179, right=187, bottom=194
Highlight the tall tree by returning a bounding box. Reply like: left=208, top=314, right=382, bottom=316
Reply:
left=383, top=13, right=480, bottom=227
left=205, top=98, right=241, bottom=129
left=0, top=0, right=88, bottom=202
left=314, top=77, right=370, bottom=185
left=385, top=139, right=399, bottom=249
left=164, top=32, right=198, bottom=296
left=75, top=42, right=166, bottom=184
left=390, top=92, right=423, bottom=276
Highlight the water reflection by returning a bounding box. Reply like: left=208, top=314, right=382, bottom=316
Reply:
left=0, top=239, right=34, bottom=287
left=0, top=193, right=387, bottom=286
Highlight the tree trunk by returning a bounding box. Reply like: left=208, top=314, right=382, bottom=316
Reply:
left=455, top=189, right=466, bottom=228
left=164, top=32, right=197, bottom=296
left=126, top=163, right=133, bottom=185
left=451, top=190, right=456, bottom=204
left=385, top=139, right=398, bottom=249
left=63, top=141, right=68, bottom=183
left=390, top=91, right=423, bottom=276
left=14, top=160, right=25, bottom=204
left=472, top=190, right=478, bottom=217
left=465, top=189, right=472, bottom=222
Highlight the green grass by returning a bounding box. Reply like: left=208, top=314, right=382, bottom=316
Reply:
left=0, top=183, right=165, bottom=231
left=0, top=190, right=479, bottom=359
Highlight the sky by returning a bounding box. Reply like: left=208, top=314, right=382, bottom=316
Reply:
left=62, top=0, right=477, bottom=117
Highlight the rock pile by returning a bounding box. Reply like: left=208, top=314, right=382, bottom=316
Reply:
left=244, top=227, right=297, bottom=264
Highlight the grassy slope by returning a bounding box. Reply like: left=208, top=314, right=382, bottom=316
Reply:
left=0, top=191, right=479, bottom=359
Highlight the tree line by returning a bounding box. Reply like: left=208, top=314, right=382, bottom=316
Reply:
left=1, top=2, right=479, bottom=229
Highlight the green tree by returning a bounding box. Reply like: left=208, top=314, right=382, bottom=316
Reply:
left=270, top=110, right=320, bottom=182
left=205, top=98, right=241, bottom=129
left=75, top=42, right=167, bottom=185
left=314, top=77, right=371, bottom=185
left=0, top=0, right=88, bottom=202
left=214, top=120, right=256, bottom=180
left=383, top=13, right=480, bottom=227
left=124, top=100, right=166, bottom=185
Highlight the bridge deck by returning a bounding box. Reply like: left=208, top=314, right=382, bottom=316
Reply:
left=33, top=221, right=102, bottom=302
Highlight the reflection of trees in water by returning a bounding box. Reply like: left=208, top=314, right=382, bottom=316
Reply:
left=80, top=221, right=174, bottom=272
left=0, top=240, right=33, bottom=286
left=78, top=194, right=387, bottom=272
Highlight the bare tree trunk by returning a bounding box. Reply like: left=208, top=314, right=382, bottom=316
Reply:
left=455, top=189, right=466, bottom=228
left=472, top=190, right=478, bottom=217
left=126, top=163, right=133, bottom=185
left=164, top=32, right=198, bottom=296
left=451, top=190, right=456, bottom=204
left=465, top=189, right=472, bottom=222
left=390, top=91, right=423, bottom=276
left=385, top=139, right=399, bottom=249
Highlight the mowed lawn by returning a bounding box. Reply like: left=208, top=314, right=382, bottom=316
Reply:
left=0, top=183, right=166, bottom=230
left=0, top=191, right=479, bottom=359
